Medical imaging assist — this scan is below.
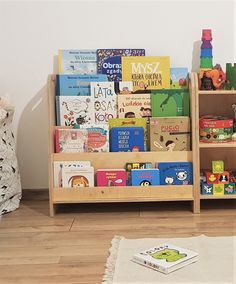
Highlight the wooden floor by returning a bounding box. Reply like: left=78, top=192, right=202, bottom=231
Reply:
left=0, top=189, right=236, bottom=284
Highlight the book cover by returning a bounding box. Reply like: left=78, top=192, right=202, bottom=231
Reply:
left=118, top=93, right=151, bottom=119
left=110, top=127, right=144, bottom=152
left=170, top=68, right=189, bottom=89
left=97, top=49, right=145, bottom=81
left=96, top=169, right=126, bottom=186
left=122, top=56, right=170, bottom=91
left=132, top=243, right=198, bottom=274
left=126, top=162, right=152, bottom=185
left=55, top=128, right=88, bottom=153
left=108, top=118, right=148, bottom=150
left=58, top=49, right=97, bottom=74
left=62, top=166, right=94, bottom=188
left=78, top=124, right=109, bottom=152
left=56, top=74, right=108, bottom=96
left=90, top=82, right=118, bottom=123
left=131, top=169, right=160, bottom=186
left=157, top=162, right=193, bottom=185
left=114, top=81, right=133, bottom=94
left=149, top=117, right=190, bottom=152
left=151, top=89, right=190, bottom=117
left=53, top=161, right=91, bottom=187
left=57, top=96, right=94, bottom=126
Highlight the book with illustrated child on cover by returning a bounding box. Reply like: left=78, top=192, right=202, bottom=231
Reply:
left=132, top=243, right=198, bottom=274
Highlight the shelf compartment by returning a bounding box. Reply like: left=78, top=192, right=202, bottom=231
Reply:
left=53, top=186, right=194, bottom=203
left=200, top=194, right=236, bottom=200
left=199, top=142, right=236, bottom=148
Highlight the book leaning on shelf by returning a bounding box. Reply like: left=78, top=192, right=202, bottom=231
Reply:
left=132, top=243, right=198, bottom=274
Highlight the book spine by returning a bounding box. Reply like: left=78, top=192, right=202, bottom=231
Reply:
left=58, top=50, right=62, bottom=74
left=133, top=257, right=167, bottom=274
left=55, top=96, right=61, bottom=126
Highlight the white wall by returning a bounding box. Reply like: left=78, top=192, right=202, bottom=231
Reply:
left=0, top=0, right=234, bottom=189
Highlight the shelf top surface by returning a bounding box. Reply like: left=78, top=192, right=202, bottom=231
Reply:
left=199, top=141, right=236, bottom=148
left=198, top=90, right=236, bottom=95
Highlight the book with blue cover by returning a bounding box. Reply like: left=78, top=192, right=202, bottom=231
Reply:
left=97, top=49, right=145, bottom=81
left=157, top=162, right=193, bottom=185
left=131, top=169, right=160, bottom=186
left=56, top=74, right=108, bottom=96
left=110, top=127, right=144, bottom=152
left=58, top=49, right=97, bottom=74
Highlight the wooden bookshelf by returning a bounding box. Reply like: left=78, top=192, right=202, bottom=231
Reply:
left=47, top=74, right=197, bottom=216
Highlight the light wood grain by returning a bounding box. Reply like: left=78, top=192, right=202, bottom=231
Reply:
left=0, top=189, right=235, bottom=284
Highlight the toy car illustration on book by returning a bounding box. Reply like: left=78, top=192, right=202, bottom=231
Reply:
left=96, top=169, right=126, bottom=186
left=132, top=243, right=198, bottom=274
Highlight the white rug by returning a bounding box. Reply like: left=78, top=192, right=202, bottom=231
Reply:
left=103, top=235, right=236, bottom=284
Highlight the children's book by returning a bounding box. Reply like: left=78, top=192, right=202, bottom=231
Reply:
left=122, top=56, right=170, bottom=92
left=97, top=49, right=145, bottom=81
left=96, top=169, right=126, bottom=186
left=53, top=161, right=91, bottom=187
left=56, top=74, right=108, bottom=96
left=56, top=96, right=94, bottom=126
left=114, top=81, right=133, bottom=94
left=151, top=89, right=190, bottom=117
left=90, top=82, right=118, bottom=123
left=149, top=117, right=190, bottom=152
left=132, top=243, right=198, bottom=274
left=126, top=162, right=152, bottom=185
left=131, top=169, right=160, bottom=186
left=62, top=166, right=94, bottom=188
left=108, top=118, right=147, bottom=150
left=118, top=93, right=151, bottom=119
left=170, top=68, right=189, bottom=89
left=110, top=127, right=144, bottom=152
left=55, top=128, right=88, bottom=153
left=78, top=124, right=109, bottom=152
left=157, top=162, right=193, bottom=185
left=58, top=49, right=97, bottom=74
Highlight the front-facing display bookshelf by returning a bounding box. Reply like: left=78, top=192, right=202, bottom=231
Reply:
left=47, top=74, right=198, bottom=216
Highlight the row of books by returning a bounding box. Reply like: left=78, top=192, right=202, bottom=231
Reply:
left=56, top=84, right=189, bottom=127
left=55, top=117, right=190, bottom=153
left=58, top=49, right=182, bottom=89
left=53, top=161, right=193, bottom=188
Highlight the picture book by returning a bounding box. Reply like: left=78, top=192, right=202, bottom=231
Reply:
left=118, top=93, right=151, bottom=119
left=90, top=82, right=118, bottom=123
left=157, top=162, right=193, bottom=185
left=151, top=89, right=190, bottom=117
left=56, top=74, right=108, bottom=96
left=78, top=124, right=109, bottom=152
left=131, top=169, right=160, bottom=186
left=108, top=118, right=147, bottom=150
left=58, top=49, right=97, bottom=74
left=55, top=128, right=88, bottom=153
left=170, top=68, right=189, bottom=89
left=114, top=81, right=133, bottom=94
left=110, top=127, right=144, bottom=152
left=56, top=96, right=94, bottom=126
left=132, top=243, right=198, bottom=274
left=96, top=169, right=126, bottom=186
left=126, top=162, right=152, bottom=185
left=97, top=49, right=145, bottom=81
left=122, top=56, right=170, bottom=92
left=62, top=166, right=94, bottom=188
left=149, top=117, right=190, bottom=152
left=53, top=161, right=91, bottom=187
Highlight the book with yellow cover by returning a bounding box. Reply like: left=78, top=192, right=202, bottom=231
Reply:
left=122, top=56, right=170, bottom=92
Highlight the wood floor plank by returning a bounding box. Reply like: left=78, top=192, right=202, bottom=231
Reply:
left=0, top=189, right=235, bottom=284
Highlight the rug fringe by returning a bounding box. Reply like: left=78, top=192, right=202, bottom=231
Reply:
left=102, top=235, right=124, bottom=283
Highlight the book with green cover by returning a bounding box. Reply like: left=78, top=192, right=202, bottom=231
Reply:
left=151, top=89, right=190, bottom=117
